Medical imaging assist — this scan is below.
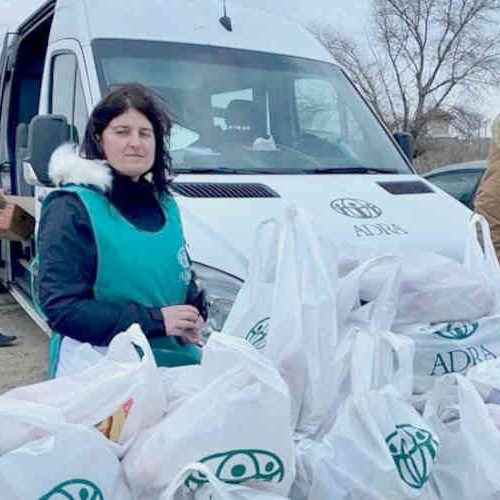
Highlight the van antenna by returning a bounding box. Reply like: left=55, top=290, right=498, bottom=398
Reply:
left=219, top=0, right=233, bottom=32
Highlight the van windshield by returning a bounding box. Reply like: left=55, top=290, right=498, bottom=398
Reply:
left=93, top=40, right=412, bottom=174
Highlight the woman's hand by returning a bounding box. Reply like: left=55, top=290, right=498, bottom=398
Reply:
left=161, top=305, right=204, bottom=344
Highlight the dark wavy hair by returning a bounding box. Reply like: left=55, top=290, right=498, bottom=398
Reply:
left=81, top=83, right=173, bottom=193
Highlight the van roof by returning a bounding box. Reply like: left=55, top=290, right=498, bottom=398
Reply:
left=48, top=0, right=331, bottom=62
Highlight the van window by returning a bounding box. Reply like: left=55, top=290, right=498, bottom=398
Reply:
left=211, top=89, right=254, bottom=130
left=93, top=40, right=411, bottom=174
left=73, top=71, right=88, bottom=142
left=51, top=54, right=76, bottom=119
left=50, top=53, right=88, bottom=143
left=295, top=78, right=341, bottom=138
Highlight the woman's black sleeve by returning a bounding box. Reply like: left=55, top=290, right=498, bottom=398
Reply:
left=37, top=192, right=166, bottom=346
left=186, top=272, right=208, bottom=320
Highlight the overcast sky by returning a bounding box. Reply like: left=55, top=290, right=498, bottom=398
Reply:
left=0, top=0, right=497, bottom=124
left=0, top=0, right=371, bottom=34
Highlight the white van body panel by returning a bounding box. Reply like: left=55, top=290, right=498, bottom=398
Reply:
left=49, top=0, right=330, bottom=62
left=177, top=174, right=471, bottom=280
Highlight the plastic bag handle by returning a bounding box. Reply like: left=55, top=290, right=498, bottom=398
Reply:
left=266, top=207, right=304, bottom=359
left=0, top=399, right=69, bottom=433
left=425, top=374, right=499, bottom=438
left=426, top=374, right=500, bottom=485
left=293, top=207, right=337, bottom=297
left=248, top=216, right=280, bottom=281
left=160, top=462, right=232, bottom=500
left=107, top=323, right=156, bottom=367
left=457, top=375, right=500, bottom=451
left=337, top=255, right=401, bottom=332
left=464, top=213, right=500, bottom=275
left=348, top=327, right=414, bottom=396
left=376, top=330, right=414, bottom=398
left=349, top=328, right=376, bottom=394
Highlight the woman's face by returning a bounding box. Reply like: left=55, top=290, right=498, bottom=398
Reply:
left=100, top=108, right=156, bottom=180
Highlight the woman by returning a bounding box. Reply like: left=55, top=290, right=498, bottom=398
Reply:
left=38, top=83, right=207, bottom=377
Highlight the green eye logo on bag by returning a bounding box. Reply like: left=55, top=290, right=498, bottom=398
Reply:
left=245, top=317, right=270, bottom=351
left=39, top=479, right=104, bottom=500
left=386, top=424, right=438, bottom=490
left=434, top=321, right=479, bottom=340
left=184, top=449, right=284, bottom=490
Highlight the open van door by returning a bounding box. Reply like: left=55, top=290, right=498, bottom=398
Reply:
left=0, top=2, right=55, bottom=331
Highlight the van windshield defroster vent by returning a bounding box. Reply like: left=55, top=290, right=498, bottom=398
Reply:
left=172, top=182, right=280, bottom=198
left=377, top=180, right=434, bottom=195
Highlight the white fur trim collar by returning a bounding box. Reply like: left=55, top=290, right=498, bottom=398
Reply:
left=48, top=143, right=113, bottom=191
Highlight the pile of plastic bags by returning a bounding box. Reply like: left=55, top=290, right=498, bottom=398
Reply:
left=2, top=207, right=500, bottom=499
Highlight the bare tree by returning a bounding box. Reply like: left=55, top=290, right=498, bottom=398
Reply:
left=313, top=0, right=500, bottom=142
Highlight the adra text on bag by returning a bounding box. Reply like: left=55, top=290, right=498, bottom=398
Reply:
left=430, top=345, right=497, bottom=376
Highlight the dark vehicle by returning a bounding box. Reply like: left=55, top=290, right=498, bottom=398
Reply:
left=423, top=161, right=487, bottom=209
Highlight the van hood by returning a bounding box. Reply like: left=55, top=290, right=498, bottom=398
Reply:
left=175, top=173, right=472, bottom=280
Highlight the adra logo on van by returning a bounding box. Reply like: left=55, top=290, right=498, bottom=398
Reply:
left=39, top=479, right=104, bottom=500
left=433, top=321, right=479, bottom=339
left=386, top=424, right=438, bottom=490
left=330, top=198, right=382, bottom=219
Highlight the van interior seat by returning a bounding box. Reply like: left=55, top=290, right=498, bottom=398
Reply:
left=14, top=122, right=34, bottom=196
left=223, top=99, right=258, bottom=145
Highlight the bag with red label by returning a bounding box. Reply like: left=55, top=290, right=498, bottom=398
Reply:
left=0, top=324, right=165, bottom=457
left=0, top=401, right=131, bottom=500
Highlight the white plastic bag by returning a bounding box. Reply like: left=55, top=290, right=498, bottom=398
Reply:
left=223, top=206, right=338, bottom=437
left=2, top=324, right=165, bottom=457
left=325, top=385, right=439, bottom=500
left=0, top=404, right=131, bottom=500
left=123, top=333, right=295, bottom=499
left=359, top=250, right=495, bottom=326
left=0, top=399, right=68, bottom=455
left=424, top=374, right=500, bottom=500
left=397, top=316, right=500, bottom=395
left=317, top=256, right=414, bottom=437
left=160, top=462, right=289, bottom=500
left=290, top=439, right=384, bottom=500
left=463, top=213, right=500, bottom=297
left=159, top=364, right=204, bottom=414
left=467, top=357, right=500, bottom=404
left=394, top=216, right=500, bottom=394
left=487, top=404, right=500, bottom=431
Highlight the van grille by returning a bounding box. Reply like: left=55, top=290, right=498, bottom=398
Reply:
left=172, top=182, right=280, bottom=198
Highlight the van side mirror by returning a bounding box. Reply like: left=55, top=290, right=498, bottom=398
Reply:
left=24, top=115, right=70, bottom=186
left=393, top=132, right=415, bottom=162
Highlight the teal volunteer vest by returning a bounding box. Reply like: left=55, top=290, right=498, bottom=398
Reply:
left=46, top=185, right=201, bottom=376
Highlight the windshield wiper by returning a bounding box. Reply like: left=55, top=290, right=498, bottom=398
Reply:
left=174, top=167, right=276, bottom=174
left=310, top=166, right=400, bottom=174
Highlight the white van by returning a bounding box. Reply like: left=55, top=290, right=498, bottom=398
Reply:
left=0, top=0, right=471, bottom=332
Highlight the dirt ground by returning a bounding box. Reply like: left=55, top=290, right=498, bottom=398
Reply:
left=0, top=292, right=47, bottom=394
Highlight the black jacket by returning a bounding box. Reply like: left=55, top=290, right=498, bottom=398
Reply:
left=38, top=173, right=207, bottom=346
